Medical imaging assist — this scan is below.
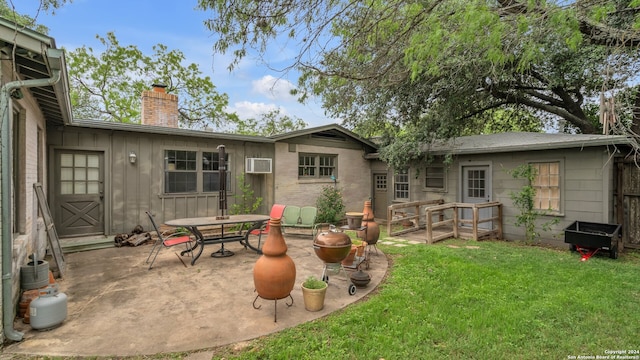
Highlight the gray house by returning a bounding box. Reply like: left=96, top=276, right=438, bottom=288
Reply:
left=2, top=15, right=639, bottom=346
left=47, top=84, right=379, bottom=239
left=370, top=132, right=637, bottom=249
left=0, top=19, right=379, bottom=343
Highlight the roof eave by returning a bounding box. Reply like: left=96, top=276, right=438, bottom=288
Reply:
left=0, top=17, right=73, bottom=125
left=47, top=48, right=73, bottom=125
left=270, top=124, right=378, bottom=150
left=67, top=119, right=275, bottom=142
left=434, top=136, right=632, bottom=155
left=0, top=18, right=55, bottom=51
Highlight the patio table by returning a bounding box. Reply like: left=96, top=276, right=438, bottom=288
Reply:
left=165, top=214, right=271, bottom=265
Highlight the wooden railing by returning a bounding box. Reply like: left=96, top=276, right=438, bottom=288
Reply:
left=425, top=202, right=503, bottom=244
left=386, top=199, right=444, bottom=236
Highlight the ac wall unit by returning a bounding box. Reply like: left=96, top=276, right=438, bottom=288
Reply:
left=246, top=158, right=272, bottom=174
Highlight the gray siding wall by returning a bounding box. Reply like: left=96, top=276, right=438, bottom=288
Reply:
left=412, top=147, right=616, bottom=246
left=273, top=141, right=372, bottom=214
left=47, top=126, right=274, bottom=234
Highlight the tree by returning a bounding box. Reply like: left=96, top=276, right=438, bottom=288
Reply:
left=198, top=0, right=640, bottom=168
left=5, top=1, right=311, bottom=136
left=0, top=0, right=68, bottom=34
left=67, top=32, right=239, bottom=129
left=232, top=109, right=307, bottom=136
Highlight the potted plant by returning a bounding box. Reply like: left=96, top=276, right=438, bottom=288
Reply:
left=301, top=276, right=328, bottom=311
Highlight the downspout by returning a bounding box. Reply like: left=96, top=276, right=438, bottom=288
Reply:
left=1, top=69, right=62, bottom=341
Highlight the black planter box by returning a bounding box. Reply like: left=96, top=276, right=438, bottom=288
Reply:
left=564, top=221, right=621, bottom=258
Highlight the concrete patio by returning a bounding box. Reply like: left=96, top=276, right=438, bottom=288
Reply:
left=1, top=233, right=388, bottom=358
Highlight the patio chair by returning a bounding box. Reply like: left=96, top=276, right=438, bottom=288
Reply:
left=299, top=206, right=317, bottom=229
left=145, top=211, right=195, bottom=270
left=282, top=206, right=317, bottom=235
left=248, top=204, right=286, bottom=247
left=282, top=205, right=301, bottom=228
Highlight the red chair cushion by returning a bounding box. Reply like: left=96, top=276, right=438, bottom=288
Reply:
left=164, top=235, right=192, bottom=247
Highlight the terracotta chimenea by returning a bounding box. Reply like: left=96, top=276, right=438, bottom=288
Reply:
left=357, top=200, right=380, bottom=245
left=252, top=218, right=296, bottom=321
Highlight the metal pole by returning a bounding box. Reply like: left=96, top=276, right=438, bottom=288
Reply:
left=217, top=145, right=227, bottom=217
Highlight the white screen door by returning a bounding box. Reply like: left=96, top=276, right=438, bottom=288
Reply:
left=461, top=165, right=491, bottom=229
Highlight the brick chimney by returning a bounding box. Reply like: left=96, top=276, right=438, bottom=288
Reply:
left=141, top=84, right=179, bottom=127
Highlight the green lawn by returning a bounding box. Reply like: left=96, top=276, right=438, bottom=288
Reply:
left=210, top=239, right=640, bottom=360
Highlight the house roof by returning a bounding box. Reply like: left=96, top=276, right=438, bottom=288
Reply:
left=425, top=132, right=631, bottom=155
left=67, top=119, right=274, bottom=143
left=0, top=17, right=72, bottom=126
left=364, top=132, right=632, bottom=159
left=69, top=120, right=379, bottom=151
left=270, top=124, right=378, bottom=150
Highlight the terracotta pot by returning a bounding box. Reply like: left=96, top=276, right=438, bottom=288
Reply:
left=19, top=289, right=40, bottom=321
left=355, top=243, right=366, bottom=257
left=357, top=201, right=380, bottom=245
left=341, top=246, right=357, bottom=266
left=253, top=218, right=296, bottom=300
left=301, top=284, right=327, bottom=311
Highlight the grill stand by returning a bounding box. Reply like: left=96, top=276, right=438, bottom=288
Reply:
left=320, top=261, right=360, bottom=296
left=252, top=293, right=294, bottom=322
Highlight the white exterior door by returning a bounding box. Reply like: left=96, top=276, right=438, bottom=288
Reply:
left=461, top=165, right=492, bottom=229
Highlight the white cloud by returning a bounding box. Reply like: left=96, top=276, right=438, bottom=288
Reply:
left=252, top=75, right=297, bottom=101
left=230, top=101, right=288, bottom=120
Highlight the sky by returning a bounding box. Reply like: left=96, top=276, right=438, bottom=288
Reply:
left=14, top=0, right=337, bottom=128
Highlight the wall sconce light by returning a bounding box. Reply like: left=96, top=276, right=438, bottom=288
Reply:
left=129, top=151, right=137, bottom=164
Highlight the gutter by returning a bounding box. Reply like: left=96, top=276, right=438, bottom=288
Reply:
left=1, top=69, right=62, bottom=342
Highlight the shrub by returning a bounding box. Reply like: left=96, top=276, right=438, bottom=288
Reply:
left=508, top=164, right=559, bottom=243
left=315, top=185, right=345, bottom=224
left=231, top=173, right=263, bottom=215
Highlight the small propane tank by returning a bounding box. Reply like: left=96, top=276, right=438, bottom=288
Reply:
left=29, top=284, right=67, bottom=330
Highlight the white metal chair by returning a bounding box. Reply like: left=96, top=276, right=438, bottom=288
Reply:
left=145, top=211, right=195, bottom=270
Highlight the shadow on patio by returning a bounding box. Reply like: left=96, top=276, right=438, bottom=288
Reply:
left=3, top=234, right=388, bottom=358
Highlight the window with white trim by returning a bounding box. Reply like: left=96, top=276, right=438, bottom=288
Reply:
left=165, top=150, right=197, bottom=193
left=425, top=161, right=445, bottom=190
left=394, top=169, right=409, bottom=200
left=531, top=161, right=560, bottom=212
left=298, top=153, right=337, bottom=179
left=164, top=150, right=231, bottom=194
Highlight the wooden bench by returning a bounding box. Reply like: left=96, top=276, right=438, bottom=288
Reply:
left=282, top=206, right=317, bottom=235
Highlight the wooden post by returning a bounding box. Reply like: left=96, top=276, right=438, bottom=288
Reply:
left=472, top=205, right=479, bottom=241
left=453, top=204, right=459, bottom=239
left=387, top=207, right=392, bottom=237
left=426, top=209, right=433, bottom=244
